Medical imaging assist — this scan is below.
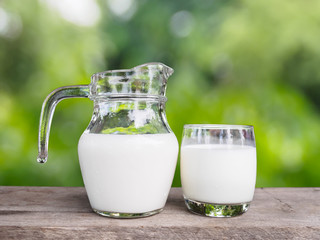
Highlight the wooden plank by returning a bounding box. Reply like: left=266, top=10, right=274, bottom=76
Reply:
left=0, top=187, right=319, bottom=239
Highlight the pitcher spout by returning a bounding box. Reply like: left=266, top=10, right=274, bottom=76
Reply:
left=133, top=62, right=174, bottom=79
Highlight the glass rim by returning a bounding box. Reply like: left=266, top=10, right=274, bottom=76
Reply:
left=183, top=124, right=254, bottom=130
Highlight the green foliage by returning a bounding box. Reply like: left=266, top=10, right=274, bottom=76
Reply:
left=0, top=0, right=320, bottom=187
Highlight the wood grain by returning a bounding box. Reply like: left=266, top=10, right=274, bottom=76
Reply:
left=0, top=187, right=319, bottom=239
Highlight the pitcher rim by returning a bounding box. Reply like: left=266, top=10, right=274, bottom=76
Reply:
left=91, top=62, right=174, bottom=77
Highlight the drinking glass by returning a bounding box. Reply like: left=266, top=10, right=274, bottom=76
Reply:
left=181, top=124, right=256, bottom=217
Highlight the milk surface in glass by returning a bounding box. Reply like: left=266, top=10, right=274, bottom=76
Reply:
left=181, top=144, right=256, bottom=204
left=78, top=133, right=178, bottom=213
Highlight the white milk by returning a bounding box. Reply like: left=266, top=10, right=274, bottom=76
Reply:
left=181, top=144, right=256, bottom=204
left=78, top=133, right=178, bottom=213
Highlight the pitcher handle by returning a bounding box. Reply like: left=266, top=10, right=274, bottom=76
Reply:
left=37, top=85, right=90, bottom=163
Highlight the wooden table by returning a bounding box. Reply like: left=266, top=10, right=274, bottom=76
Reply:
left=0, top=187, right=319, bottom=239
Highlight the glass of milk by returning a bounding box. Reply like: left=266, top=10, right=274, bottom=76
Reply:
left=181, top=124, right=256, bottom=217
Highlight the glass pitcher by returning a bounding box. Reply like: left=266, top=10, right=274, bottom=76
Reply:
left=37, top=63, right=179, bottom=218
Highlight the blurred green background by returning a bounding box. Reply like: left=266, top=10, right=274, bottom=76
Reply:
left=1, top=0, right=320, bottom=187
